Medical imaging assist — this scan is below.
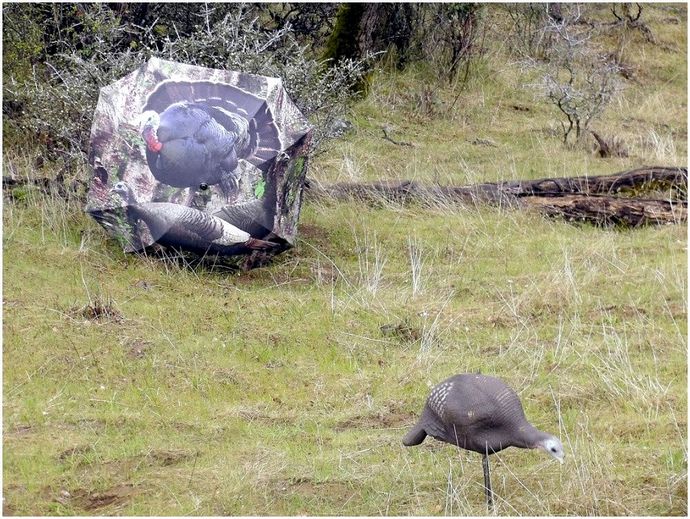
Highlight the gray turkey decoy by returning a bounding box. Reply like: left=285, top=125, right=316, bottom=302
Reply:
left=139, top=80, right=281, bottom=203
left=403, top=374, right=564, bottom=510
left=214, top=198, right=275, bottom=240
left=110, top=181, right=277, bottom=255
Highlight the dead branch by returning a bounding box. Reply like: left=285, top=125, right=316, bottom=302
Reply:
left=522, top=194, right=685, bottom=227
left=305, top=166, right=687, bottom=227
left=381, top=127, right=414, bottom=147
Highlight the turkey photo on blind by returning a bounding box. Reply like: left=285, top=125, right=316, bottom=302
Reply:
left=86, top=58, right=312, bottom=260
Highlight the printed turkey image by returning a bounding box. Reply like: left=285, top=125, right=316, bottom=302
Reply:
left=86, top=57, right=312, bottom=258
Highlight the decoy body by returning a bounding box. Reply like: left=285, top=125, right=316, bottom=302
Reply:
left=214, top=198, right=275, bottom=240
left=403, top=373, right=564, bottom=509
left=110, top=181, right=277, bottom=255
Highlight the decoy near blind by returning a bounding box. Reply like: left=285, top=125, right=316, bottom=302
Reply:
left=110, top=181, right=277, bottom=255
left=214, top=198, right=275, bottom=240
left=403, top=373, right=564, bottom=510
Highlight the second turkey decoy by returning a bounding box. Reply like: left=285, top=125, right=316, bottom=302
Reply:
left=140, top=100, right=261, bottom=201
left=110, top=181, right=277, bottom=255
left=403, top=373, right=564, bottom=510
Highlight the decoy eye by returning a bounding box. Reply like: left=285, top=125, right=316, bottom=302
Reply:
left=551, top=447, right=557, bottom=452
left=199, top=183, right=208, bottom=191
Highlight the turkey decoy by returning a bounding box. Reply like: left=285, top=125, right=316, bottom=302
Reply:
left=403, top=374, right=564, bottom=510
left=110, top=181, right=277, bottom=255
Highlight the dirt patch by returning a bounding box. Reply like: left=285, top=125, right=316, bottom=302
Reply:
left=148, top=449, right=197, bottom=467
left=58, top=445, right=94, bottom=461
left=487, top=315, right=515, bottom=328
left=479, top=344, right=503, bottom=356
left=380, top=322, right=421, bottom=343
left=70, top=484, right=140, bottom=512
left=125, top=339, right=151, bottom=359
left=133, top=279, right=154, bottom=290
left=212, top=367, right=242, bottom=385
left=334, top=411, right=415, bottom=431
left=228, top=406, right=296, bottom=426
left=70, top=296, right=123, bottom=323
left=95, top=449, right=197, bottom=473
left=664, top=301, right=687, bottom=320
left=2, top=502, right=17, bottom=516
left=274, top=477, right=354, bottom=501
left=6, top=424, right=34, bottom=437
left=58, top=417, right=111, bottom=432
left=602, top=304, right=648, bottom=318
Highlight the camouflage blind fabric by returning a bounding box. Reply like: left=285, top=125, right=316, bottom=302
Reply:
left=86, top=58, right=312, bottom=258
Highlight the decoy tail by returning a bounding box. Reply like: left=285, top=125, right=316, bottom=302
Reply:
left=245, top=238, right=279, bottom=250
left=402, top=423, right=427, bottom=446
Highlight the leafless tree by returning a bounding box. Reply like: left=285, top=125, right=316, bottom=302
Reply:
left=527, top=5, right=623, bottom=144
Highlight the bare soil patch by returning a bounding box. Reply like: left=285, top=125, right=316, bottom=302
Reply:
left=70, top=483, right=140, bottom=512
left=125, top=339, right=152, bottom=359
left=334, top=410, right=415, bottom=431
left=273, top=477, right=354, bottom=502
left=148, top=449, right=197, bottom=467
left=6, top=424, right=35, bottom=437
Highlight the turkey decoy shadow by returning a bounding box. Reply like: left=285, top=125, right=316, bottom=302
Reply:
left=403, top=374, right=565, bottom=511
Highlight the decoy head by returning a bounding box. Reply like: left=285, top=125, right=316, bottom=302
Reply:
left=110, top=181, right=135, bottom=204
left=538, top=435, right=565, bottom=464
left=139, top=110, right=162, bottom=152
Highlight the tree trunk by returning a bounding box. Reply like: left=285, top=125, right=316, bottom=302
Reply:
left=305, top=166, right=687, bottom=227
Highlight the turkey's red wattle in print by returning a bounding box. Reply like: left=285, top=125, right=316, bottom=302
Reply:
left=142, top=125, right=162, bottom=153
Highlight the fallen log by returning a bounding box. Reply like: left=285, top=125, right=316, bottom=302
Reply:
left=2, top=174, right=86, bottom=200
left=521, top=194, right=685, bottom=227
left=305, top=166, right=687, bottom=227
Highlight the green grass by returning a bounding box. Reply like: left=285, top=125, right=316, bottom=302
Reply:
left=3, top=4, right=687, bottom=516
left=4, top=182, right=686, bottom=515
left=315, top=5, right=687, bottom=186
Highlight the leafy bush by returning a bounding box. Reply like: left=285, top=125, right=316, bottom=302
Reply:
left=4, top=5, right=146, bottom=166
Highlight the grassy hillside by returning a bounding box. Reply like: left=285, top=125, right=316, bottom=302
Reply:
left=3, top=4, right=687, bottom=516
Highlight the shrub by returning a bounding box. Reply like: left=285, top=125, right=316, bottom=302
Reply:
left=3, top=4, right=371, bottom=168
left=525, top=5, right=623, bottom=144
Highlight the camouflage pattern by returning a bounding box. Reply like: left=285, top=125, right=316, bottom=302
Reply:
left=86, top=57, right=312, bottom=254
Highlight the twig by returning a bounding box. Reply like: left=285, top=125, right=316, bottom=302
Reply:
left=188, top=451, right=200, bottom=489
left=381, top=127, right=414, bottom=147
